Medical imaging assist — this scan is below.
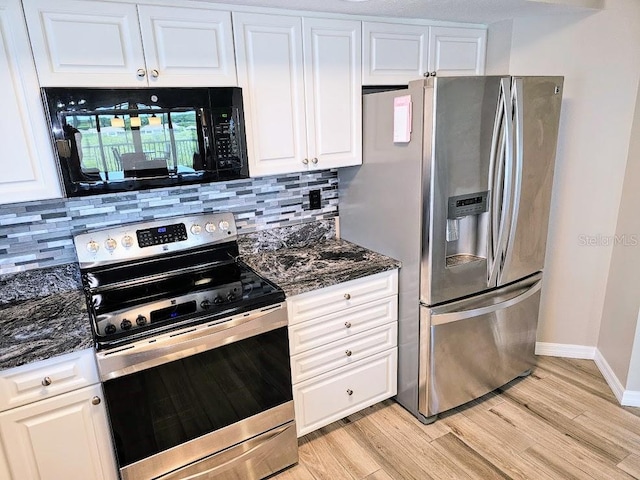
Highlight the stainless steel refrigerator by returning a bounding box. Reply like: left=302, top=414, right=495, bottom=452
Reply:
left=338, top=76, right=563, bottom=423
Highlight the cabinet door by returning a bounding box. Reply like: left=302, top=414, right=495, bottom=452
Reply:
left=362, top=22, right=429, bottom=85
left=233, top=12, right=307, bottom=177
left=0, top=0, right=61, bottom=204
left=293, top=348, right=397, bottom=437
left=428, top=26, right=487, bottom=76
left=23, top=0, right=146, bottom=87
left=303, top=18, right=362, bottom=170
left=138, top=6, right=236, bottom=87
left=0, top=384, right=118, bottom=480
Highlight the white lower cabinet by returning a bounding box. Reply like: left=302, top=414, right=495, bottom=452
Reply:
left=288, top=269, right=398, bottom=437
left=0, top=350, right=118, bottom=480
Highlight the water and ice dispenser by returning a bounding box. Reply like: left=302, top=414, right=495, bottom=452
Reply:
left=445, top=191, right=489, bottom=268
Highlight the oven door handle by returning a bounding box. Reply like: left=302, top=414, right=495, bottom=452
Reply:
left=96, top=302, right=288, bottom=381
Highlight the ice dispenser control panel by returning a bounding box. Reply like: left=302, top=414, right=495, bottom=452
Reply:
left=447, top=191, right=489, bottom=219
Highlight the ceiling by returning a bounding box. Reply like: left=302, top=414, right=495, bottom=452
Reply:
left=196, top=0, right=603, bottom=24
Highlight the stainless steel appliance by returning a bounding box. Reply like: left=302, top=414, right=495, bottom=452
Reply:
left=43, top=87, right=248, bottom=197
left=339, top=76, right=563, bottom=422
left=74, top=212, right=297, bottom=479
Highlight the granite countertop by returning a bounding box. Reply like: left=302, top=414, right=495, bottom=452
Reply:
left=0, top=219, right=399, bottom=371
left=241, top=239, right=400, bottom=297
left=0, top=264, right=92, bottom=371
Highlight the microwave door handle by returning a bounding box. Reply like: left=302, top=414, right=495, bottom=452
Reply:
left=499, top=78, right=524, bottom=283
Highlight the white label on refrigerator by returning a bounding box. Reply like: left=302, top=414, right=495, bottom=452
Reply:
left=393, top=95, right=412, bottom=143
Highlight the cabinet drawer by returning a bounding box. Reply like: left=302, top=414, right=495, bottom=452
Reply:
left=293, top=348, right=397, bottom=437
left=287, top=269, right=398, bottom=325
left=0, top=349, right=98, bottom=412
left=289, top=295, right=397, bottom=355
left=291, top=323, right=397, bottom=383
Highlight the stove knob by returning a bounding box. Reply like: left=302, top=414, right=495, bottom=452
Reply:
left=190, top=224, right=202, bottom=235
left=205, top=222, right=216, bottom=233
left=86, top=240, right=100, bottom=254
left=213, top=296, right=224, bottom=305
left=105, top=238, right=117, bottom=252
left=227, top=292, right=236, bottom=302
left=136, top=315, right=147, bottom=326
left=120, top=319, right=132, bottom=330
left=104, top=324, right=117, bottom=335
left=122, top=235, right=134, bottom=248
left=200, top=299, right=211, bottom=310
left=218, top=220, right=230, bottom=232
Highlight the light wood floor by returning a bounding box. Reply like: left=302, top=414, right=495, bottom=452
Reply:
left=274, top=356, right=640, bottom=480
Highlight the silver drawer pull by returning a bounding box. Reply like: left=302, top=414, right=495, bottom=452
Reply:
left=345, top=350, right=352, bottom=357
left=151, top=69, right=159, bottom=78
left=344, top=293, right=351, bottom=300
left=347, top=389, right=353, bottom=396
left=41, top=377, right=52, bottom=387
left=92, top=396, right=101, bottom=406
left=344, top=321, right=352, bottom=328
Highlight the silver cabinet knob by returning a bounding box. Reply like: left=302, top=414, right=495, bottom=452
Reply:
left=347, top=389, right=353, bottom=396
left=344, top=321, right=352, bottom=328
left=345, top=350, right=352, bottom=357
left=91, top=396, right=101, bottom=405
left=344, top=293, right=351, bottom=300
left=137, top=68, right=146, bottom=78
left=151, top=69, right=159, bottom=78
left=41, top=376, right=52, bottom=387
left=311, top=157, right=318, bottom=164
left=302, top=158, right=309, bottom=165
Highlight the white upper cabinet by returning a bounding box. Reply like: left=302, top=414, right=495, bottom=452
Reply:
left=363, top=21, right=487, bottom=84
left=22, top=0, right=237, bottom=87
left=233, top=13, right=361, bottom=176
left=303, top=18, right=362, bottom=171
left=0, top=0, right=61, bottom=204
left=137, top=5, right=236, bottom=86
left=428, top=26, right=486, bottom=76
left=362, top=22, right=429, bottom=85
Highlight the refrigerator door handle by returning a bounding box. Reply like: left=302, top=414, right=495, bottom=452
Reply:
left=488, top=78, right=513, bottom=287
left=499, top=78, right=525, bottom=283
left=431, top=277, right=542, bottom=326
left=487, top=84, right=503, bottom=285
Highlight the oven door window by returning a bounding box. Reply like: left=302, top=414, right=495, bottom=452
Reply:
left=102, top=326, right=292, bottom=468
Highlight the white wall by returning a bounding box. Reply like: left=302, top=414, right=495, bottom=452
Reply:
left=598, top=75, right=640, bottom=389
left=508, top=0, right=640, bottom=347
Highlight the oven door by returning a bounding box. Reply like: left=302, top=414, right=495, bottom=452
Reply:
left=97, top=303, right=296, bottom=480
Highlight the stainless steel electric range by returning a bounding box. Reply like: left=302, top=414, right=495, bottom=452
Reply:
left=74, top=212, right=297, bottom=480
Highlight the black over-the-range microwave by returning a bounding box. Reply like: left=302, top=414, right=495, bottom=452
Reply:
left=41, top=87, right=249, bottom=197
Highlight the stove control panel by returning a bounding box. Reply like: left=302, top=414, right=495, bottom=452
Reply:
left=74, top=212, right=238, bottom=268
left=94, top=282, right=242, bottom=337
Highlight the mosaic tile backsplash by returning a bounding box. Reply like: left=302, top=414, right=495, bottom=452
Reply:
left=0, top=170, right=338, bottom=274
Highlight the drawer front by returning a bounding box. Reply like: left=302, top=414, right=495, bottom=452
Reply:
left=291, top=323, right=397, bottom=383
left=0, top=349, right=98, bottom=412
left=293, top=348, right=397, bottom=437
left=289, top=295, right=397, bottom=355
left=288, top=269, right=398, bottom=326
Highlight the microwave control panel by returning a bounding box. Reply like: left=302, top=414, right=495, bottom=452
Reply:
left=212, top=107, right=241, bottom=167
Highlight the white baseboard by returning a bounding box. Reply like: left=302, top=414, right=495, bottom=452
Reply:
left=535, top=342, right=596, bottom=359
left=621, top=390, right=640, bottom=407
left=535, top=342, right=640, bottom=407
left=593, top=349, right=626, bottom=403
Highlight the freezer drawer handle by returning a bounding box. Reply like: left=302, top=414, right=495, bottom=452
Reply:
left=431, top=279, right=542, bottom=326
